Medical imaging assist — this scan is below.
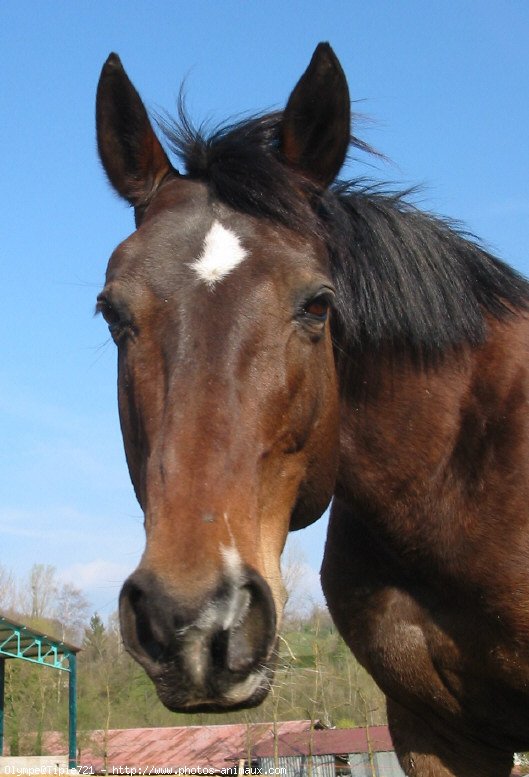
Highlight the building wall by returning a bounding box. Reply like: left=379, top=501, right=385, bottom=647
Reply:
left=349, top=752, right=406, bottom=777
left=258, top=752, right=405, bottom=777
left=259, top=755, right=335, bottom=777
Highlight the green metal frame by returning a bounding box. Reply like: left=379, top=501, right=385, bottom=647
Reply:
left=0, top=616, right=79, bottom=768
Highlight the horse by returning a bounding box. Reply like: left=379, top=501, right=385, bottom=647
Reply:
left=95, top=43, right=529, bottom=776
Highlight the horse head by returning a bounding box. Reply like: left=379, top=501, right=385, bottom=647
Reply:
left=96, top=44, right=348, bottom=711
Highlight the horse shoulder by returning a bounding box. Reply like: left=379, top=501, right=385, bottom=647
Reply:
left=324, top=313, right=529, bottom=749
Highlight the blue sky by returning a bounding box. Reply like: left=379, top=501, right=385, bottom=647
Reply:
left=2, top=2, right=528, bottom=619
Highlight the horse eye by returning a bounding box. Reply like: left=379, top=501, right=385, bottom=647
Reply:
left=96, top=295, right=132, bottom=343
left=302, top=293, right=333, bottom=323
left=305, top=298, right=329, bottom=319
left=98, top=301, right=120, bottom=327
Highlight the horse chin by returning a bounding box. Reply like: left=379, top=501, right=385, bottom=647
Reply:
left=153, top=658, right=276, bottom=713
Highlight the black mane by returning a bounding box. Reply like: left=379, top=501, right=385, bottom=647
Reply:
left=161, top=110, right=529, bottom=367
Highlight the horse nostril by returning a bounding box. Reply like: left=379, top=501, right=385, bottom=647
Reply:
left=210, top=628, right=230, bottom=669
left=128, top=583, right=165, bottom=661
left=226, top=619, right=257, bottom=672
left=210, top=587, right=252, bottom=672
left=119, top=574, right=170, bottom=665
left=225, top=576, right=276, bottom=674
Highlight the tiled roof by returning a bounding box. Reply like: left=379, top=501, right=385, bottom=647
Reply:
left=231, top=725, right=394, bottom=758
left=44, top=721, right=310, bottom=772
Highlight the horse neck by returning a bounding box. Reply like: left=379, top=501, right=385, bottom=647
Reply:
left=334, top=314, right=529, bottom=588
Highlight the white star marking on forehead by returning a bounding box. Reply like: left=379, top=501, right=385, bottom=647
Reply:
left=192, top=220, right=248, bottom=288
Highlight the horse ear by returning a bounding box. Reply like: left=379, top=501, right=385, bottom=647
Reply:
left=96, top=53, right=173, bottom=208
left=281, top=42, right=350, bottom=187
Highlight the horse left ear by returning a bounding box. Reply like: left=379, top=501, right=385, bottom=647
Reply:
left=281, top=42, right=350, bottom=187
left=96, top=53, right=173, bottom=210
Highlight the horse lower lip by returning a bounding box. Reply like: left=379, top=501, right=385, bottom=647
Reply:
left=157, top=677, right=270, bottom=714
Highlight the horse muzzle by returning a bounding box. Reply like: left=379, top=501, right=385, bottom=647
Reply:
left=118, top=566, right=277, bottom=711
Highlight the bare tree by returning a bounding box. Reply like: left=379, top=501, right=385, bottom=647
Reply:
left=25, top=563, right=57, bottom=620
left=281, top=540, right=314, bottom=623
left=55, top=582, right=90, bottom=644
left=0, top=563, right=16, bottom=613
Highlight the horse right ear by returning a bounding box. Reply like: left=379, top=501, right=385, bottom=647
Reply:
left=96, top=54, right=173, bottom=209
left=281, top=43, right=350, bottom=187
